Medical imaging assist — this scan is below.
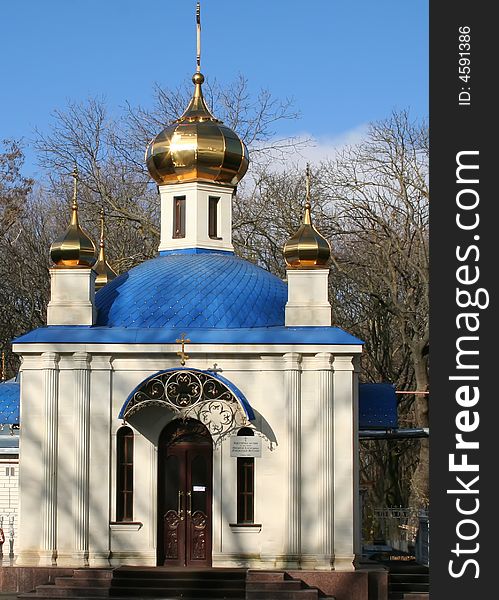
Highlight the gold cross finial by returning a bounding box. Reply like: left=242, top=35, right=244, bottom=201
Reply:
left=196, top=2, right=201, bottom=73
left=176, top=333, right=191, bottom=366
left=1, top=351, right=5, bottom=382
left=71, top=165, right=79, bottom=209
left=99, top=208, right=105, bottom=248
left=305, top=163, right=311, bottom=209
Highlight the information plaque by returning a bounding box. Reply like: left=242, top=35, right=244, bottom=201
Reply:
left=230, top=436, right=262, bottom=458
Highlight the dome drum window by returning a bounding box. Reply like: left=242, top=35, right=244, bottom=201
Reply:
left=173, top=196, right=186, bottom=239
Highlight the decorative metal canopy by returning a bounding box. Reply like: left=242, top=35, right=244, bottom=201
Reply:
left=121, top=368, right=253, bottom=446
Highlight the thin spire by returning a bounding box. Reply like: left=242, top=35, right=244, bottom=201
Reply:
left=99, top=207, right=105, bottom=248
left=305, top=163, right=311, bottom=207
left=304, top=163, right=312, bottom=225
left=176, top=2, right=219, bottom=124
left=1, top=351, right=5, bottom=382
left=196, top=2, right=201, bottom=73
left=72, top=165, right=79, bottom=208
left=70, top=165, right=79, bottom=226
left=93, top=208, right=117, bottom=289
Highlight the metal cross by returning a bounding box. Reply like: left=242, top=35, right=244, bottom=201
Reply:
left=176, top=333, right=191, bottom=366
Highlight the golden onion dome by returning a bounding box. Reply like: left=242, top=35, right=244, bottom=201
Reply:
left=283, top=166, right=331, bottom=268
left=50, top=168, right=97, bottom=268
left=93, top=209, right=117, bottom=289
left=146, top=72, right=249, bottom=186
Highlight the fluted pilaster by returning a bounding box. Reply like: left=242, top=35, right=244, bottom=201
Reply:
left=73, top=352, right=92, bottom=565
left=316, top=352, right=334, bottom=569
left=40, top=352, right=59, bottom=566
left=284, top=352, right=302, bottom=565
left=332, top=354, right=356, bottom=571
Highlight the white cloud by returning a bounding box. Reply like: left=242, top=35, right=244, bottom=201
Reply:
left=248, top=123, right=368, bottom=175
left=292, top=124, right=368, bottom=166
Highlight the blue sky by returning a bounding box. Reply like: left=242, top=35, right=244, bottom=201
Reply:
left=0, top=0, right=428, bottom=176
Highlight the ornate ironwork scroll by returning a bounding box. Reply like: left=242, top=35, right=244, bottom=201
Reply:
left=124, top=370, right=248, bottom=445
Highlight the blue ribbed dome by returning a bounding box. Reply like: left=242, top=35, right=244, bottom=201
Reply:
left=95, top=253, right=287, bottom=328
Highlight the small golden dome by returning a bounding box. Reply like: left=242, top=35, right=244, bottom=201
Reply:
left=146, top=72, right=249, bottom=186
left=50, top=168, right=97, bottom=268
left=283, top=166, right=331, bottom=268
left=93, top=209, right=117, bottom=290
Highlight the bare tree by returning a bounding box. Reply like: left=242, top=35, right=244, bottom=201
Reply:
left=0, top=142, right=43, bottom=377
left=321, top=111, right=429, bottom=507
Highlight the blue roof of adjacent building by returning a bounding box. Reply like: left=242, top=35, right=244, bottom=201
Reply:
left=0, top=380, right=20, bottom=425
left=358, top=383, right=398, bottom=430
left=95, top=253, right=288, bottom=329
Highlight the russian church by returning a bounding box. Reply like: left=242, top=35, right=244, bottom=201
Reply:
left=7, top=2, right=366, bottom=593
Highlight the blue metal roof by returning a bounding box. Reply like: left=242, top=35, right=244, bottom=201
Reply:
left=14, top=325, right=363, bottom=345
left=95, top=253, right=288, bottom=329
left=358, top=383, right=398, bottom=430
left=0, top=380, right=20, bottom=425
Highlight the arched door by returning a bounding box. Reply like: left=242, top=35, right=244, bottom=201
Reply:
left=157, top=419, right=213, bottom=567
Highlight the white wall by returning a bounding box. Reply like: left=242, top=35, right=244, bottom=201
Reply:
left=14, top=343, right=361, bottom=570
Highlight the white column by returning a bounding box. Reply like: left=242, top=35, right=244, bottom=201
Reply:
left=72, top=352, right=92, bottom=566
left=332, top=355, right=356, bottom=570
left=316, top=352, right=335, bottom=570
left=40, top=352, right=60, bottom=566
left=284, top=352, right=301, bottom=566
left=352, top=356, right=361, bottom=558
left=88, top=355, right=112, bottom=566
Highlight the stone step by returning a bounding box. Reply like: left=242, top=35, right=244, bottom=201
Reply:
left=20, top=596, right=244, bottom=600
left=110, top=587, right=244, bottom=598
left=246, top=571, right=286, bottom=582
left=389, top=582, right=430, bottom=593
left=385, top=563, right=429, bottom=574
left=113, top=568, right=246, bottom=580
left=389, top=593, right=430, bottom=598
left=111, top=578, right=246, bottom=590
left=390, top=573, right=429, bottom=584
left=54, top=578, right=112, bottom=589
left=246, top=590, right=319, bottom=600
left=72, top=571, right=114, bottom=580
left=246, top=581, right=302, bottom=591
left=28, top=586, right=111, bottom=598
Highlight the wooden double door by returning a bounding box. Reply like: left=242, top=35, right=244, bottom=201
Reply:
left=157, top=419, right=213, bottom=567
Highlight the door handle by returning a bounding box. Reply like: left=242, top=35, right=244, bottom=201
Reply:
left=178, top=490, right=184, bottom=521
left=187, top=491, right=192, bottom=517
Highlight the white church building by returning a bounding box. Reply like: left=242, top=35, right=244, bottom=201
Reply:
left=12, top=8, right=363, bottom=574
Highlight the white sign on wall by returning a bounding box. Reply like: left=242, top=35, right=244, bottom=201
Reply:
left=230, top=436, right=262, bottom=458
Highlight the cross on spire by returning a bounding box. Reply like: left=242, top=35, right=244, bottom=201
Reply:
left=305, top=163, right=311, bottom=209
left=71, top=165, right=79, bottom=209
left=196, top=2, right=201, bottom=73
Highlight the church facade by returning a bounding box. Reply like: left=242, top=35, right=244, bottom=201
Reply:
left=12, top=12, right=362, bottom=572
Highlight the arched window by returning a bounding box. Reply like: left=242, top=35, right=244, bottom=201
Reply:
left=116, top=426, right=134, bottom=521
left=236, top=427, right=255, bottom=524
